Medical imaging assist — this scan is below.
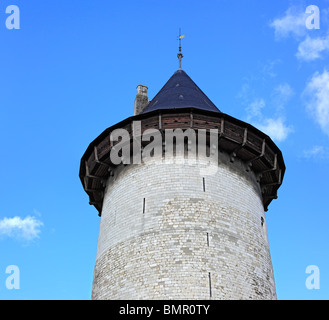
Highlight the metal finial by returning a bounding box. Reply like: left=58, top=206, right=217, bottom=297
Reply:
left=177, top=28, right=185, bottom=69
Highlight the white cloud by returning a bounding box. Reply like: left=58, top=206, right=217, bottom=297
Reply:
left=246, top=98, right=265, bottom=120
left=272, top=83, right=294, bottom=109
left=261, top=59, right=282, bottom=78
left=296, top=35, right=329, bottom=61
left=303, top=69, right=329, bottom=136
left=238, top=61, right=293, bottom=143
left=254, top=118, right=293, bottom=142
left=303, top=145, right=329, bottom=159
left=270, top=7, right=306, bottom=40
left=274, top=83, right=294, bottom=99
left=241, top=82, right=293, bottom=142
left=0, top=216, right=43, bottom=242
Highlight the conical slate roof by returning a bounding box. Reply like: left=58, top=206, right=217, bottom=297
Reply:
left=141, top=69, right=220, bottom=114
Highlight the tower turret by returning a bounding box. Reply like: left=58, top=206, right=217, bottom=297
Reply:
left=80, top=63, right=285, bottom=300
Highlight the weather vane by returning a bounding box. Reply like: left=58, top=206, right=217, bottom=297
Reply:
left=177, top=28, right=185, bottom=69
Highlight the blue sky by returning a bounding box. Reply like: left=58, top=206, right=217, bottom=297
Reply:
left=0, top=0, right=329, bottom=300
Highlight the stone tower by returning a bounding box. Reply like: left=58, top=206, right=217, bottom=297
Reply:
left=79, top=58, right=285, bottom=300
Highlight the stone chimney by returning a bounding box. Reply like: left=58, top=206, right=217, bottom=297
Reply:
left=134, top=85, right=149, bottom=115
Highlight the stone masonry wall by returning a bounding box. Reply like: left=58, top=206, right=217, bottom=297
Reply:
left=92, top=153, right=276, bottom=300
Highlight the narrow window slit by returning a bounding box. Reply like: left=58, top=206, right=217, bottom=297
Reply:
left=143, top=198, right=145, bottom=214
left=206, top=232, right=209, bottom=247
left=208, top=272, right=212, bottom=298
left=203, top=177, right=206, bottom=192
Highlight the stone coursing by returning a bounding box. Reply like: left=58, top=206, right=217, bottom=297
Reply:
left=92, top=154, right=276, bottom=300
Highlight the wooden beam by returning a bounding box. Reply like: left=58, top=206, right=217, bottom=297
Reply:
left=85, top=188, right=104, bottom=195
left=232, top=127, right=248, bottom=154
left=259, top=154, right=278, bottom=173
left=248, top=138, right=266, bottom=163
left=220, top=118, right=224, bottom=137
left=94, top=146, right=109, bottom=166
left=262, top=169, right=282, bottom=186
left=85, top=160, right=104, bottom=180
left=158, top=113, right=162, bottom=130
